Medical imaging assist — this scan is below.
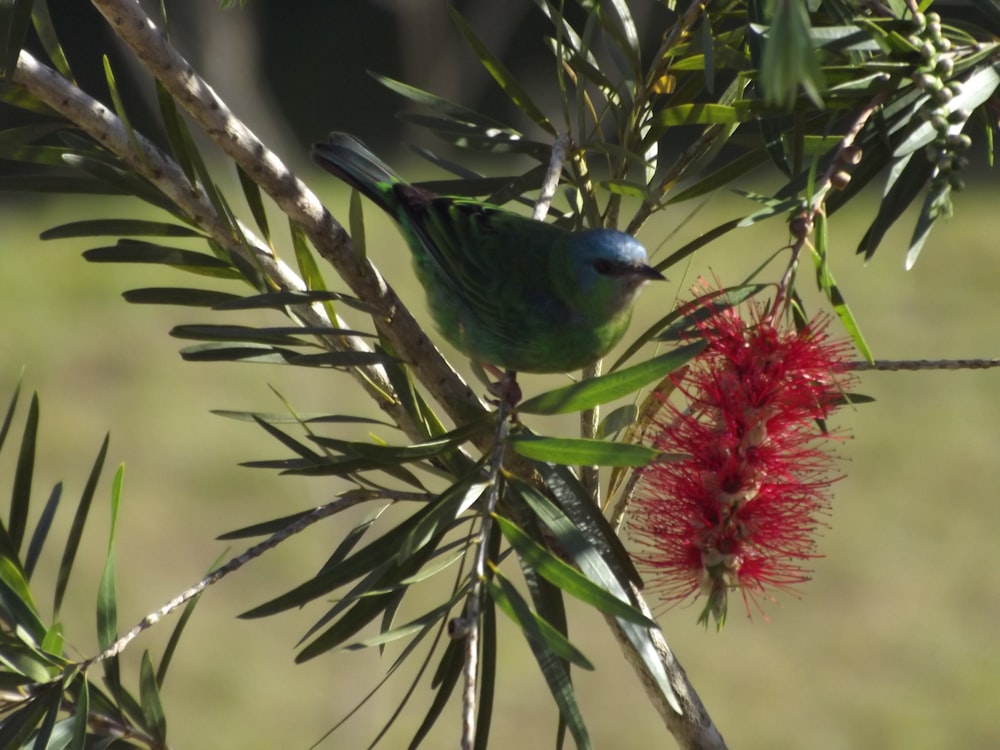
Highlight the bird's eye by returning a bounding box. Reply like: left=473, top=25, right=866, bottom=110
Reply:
left=592, top=258, right=615, bottom=275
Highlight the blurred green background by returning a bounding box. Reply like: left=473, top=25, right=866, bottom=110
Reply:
left=3, top=1, right=1000, bottom=748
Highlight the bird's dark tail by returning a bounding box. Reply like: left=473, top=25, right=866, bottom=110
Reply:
left=311, top=132, right=401, bottom=213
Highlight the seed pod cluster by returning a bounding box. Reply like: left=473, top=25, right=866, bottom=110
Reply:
left=909, top=11, right=970, bottom=191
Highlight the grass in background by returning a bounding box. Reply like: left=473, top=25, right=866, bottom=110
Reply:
left=2, top=173, right=998, bottom=748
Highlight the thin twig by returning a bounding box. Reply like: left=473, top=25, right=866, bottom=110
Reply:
left=78, top=490, right=416, bottom=670
left=772, top=90, right=888, bottom=316
left=533, top=132, right=571, bottom=221
left=850, top=358, right=1000, bottom=371
left=580, top=358, right=602, bottom=501
left=461, top=383, right=512, bottom=750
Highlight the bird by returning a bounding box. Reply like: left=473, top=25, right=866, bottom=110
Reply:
left=311, top=132, right=664, bottom=375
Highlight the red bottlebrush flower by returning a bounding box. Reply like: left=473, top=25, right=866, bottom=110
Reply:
left=629, top=294, right=855, bottom=627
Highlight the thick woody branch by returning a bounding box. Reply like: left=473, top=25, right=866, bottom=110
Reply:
left=609, top=596, right=727, bottom=750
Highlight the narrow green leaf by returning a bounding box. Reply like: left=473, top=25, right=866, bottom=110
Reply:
left=83, top=240, right=239, bottom=276
left=290, top=219, right=327, bottom=299
left=177, top=343, right=297, bottom=364
left=905, top=179, right=952, bottom=270
left=371, top=71, right=512, bottom=130
left=214, top=289, right=376, bottom=314
left=0, top=172, right=127, bottom=194
left=488, top=572, right=592, bottom=749
left=215, top=409, right=390, bottom=428
left=97, top=465, right=124, bottom=696
left=649, top=103, right=746, bottom=128
left=736, top=193, right=804, bottom=227
left=411, top=638, right=463, bottom=746
left=69, top=678, right=89, bottom=750
left=54, top=433, right=107, bottom=615
left=317, top=504, right=393, bottom=572
left=599, top=0, right=640, bottom=73
left=397, top=479, right=485, bottom=563
left=0, top=123, right=63, bottom=154
left=487, top=571, right=593, bottom=670
left=812, top=213, right=873, bottom=361
left=155, top=78, right=196, bottom=182
left=40, top=622, right=63, bottom=657
left=251, top=415, right=322, bottom=461
left=0, top=376, right=21, bottom=453
left=646, top=287, right=764, bottom=361
left=521, top=465, right=680, bottom=715
left=295, top=550, right=433, bottom=662
left=398, top=112, right=548, bottom=158
left=10, top=391, right=39, bottom=554
left=0, top=79, right=54, bottom=114
left=347, top=188, right=367, bottom=261
left=0, top=555, right=46, bottom=639
left=518, top=465, right=641, bottom=587
left=30, top=688, right=61, bottom=750
left=449, top=7, right=556, bottom=135
left=857, top=153, right=933, bottom=259
left=758, top=1, right=827, bottom=108
left=40, top=219, right=204, bottom=239
left=139, top=651, right=167, bottom=743
left=600, top=179, right=651, bottom=199
left=597, top=403, right=638, bottom=439
left=123, top=287, right=243, bottom=307
left=0, top=0, right=33, bottom=79
left=665, top=149, right=771, bottom=205
left=103, top=55, right=149, bottom=173
left=24, top=481, right=60, bottom=579
left=340, top=600, right=453, bottom=651
left=170, top=324, right=315, bottom=347
left=496, top=515, right=656, bottom=626
left=335, top=418, right=489, bottom=464
left=0, top=690, right=52, bottom=749
left=508, top=435, right=658, bottom=467
left=240, top=501, right=445, bottom=617
left=158, top=554, right=220, bottom=686
left=289, top=350, right=396, bottom=368
left=237, top=164, right=271, bottom=244
left=30, top=0, right=73, bottom=80
left=519, top=342, right=707, bottom=415
left=218, top=507, right=327, bottom=540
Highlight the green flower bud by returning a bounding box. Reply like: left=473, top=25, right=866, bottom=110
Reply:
left=935, top=57, right=953, bottom=77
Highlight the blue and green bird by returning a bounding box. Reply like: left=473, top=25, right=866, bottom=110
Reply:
left=311, top=133, right=663, bottom=374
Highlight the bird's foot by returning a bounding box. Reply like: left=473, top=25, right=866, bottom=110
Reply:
left=485, top=368, right=522, bottom=410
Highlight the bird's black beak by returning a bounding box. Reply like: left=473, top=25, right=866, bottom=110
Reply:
left=636, top=264, right=666, bottom=281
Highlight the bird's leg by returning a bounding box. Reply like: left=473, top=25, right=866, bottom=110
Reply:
left=482, top=365, right=521, bottom=410
left=498, top=369, right=522, bottom=409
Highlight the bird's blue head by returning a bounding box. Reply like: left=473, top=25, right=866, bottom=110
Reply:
left=567, top=229, right=664, bottom=317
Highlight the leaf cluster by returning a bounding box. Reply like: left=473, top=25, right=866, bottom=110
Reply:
left=0, top=382, right=195, bottom=749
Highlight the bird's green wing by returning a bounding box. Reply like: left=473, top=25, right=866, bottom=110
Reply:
left=394, top=185, right=571, bottom=346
